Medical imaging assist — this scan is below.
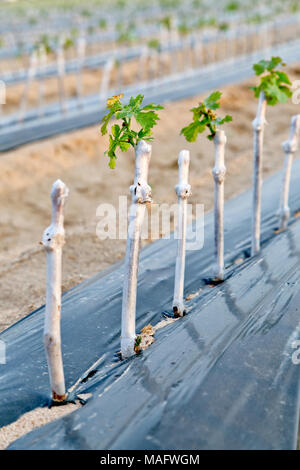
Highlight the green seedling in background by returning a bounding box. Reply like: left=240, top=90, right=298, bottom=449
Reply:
left=178, top=22, right=190, bottom=35
left=226, top=1, right=240, bottom=11
left=147, top=38, right=161, bottom=51
left=98, top=18, right=107, bottom=29
left=34, top=34, right=53, bottom=54
left=160, top=15, right=172, bottom=30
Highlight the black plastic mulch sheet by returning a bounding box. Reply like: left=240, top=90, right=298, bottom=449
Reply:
left=1, top=160, right=300, bottom=449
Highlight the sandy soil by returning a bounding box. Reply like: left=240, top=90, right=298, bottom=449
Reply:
left=1, top=65, right=300, bottom=333
left=0, top=402, right=81, bottom=450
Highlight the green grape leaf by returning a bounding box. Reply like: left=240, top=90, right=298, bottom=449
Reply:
left=181, top=91, right=232, bottom=141
left=100, top=93, right=163, bottom=168
left=251, top=57, right=292, bottom=105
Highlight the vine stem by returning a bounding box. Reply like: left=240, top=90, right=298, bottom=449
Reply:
left=213, top=130, right=227, bottom=281
left=57, top=38, right=67, bottom=114
left=42, top=180, right=69, bottom=403
left=278, top=114, right=300, bottom=230
left=251, top=90, right=267, bottom=256
left=121, top=140, right=152, bottom=359
left=172, top=150, right=191, bottom=317
left=19, top=50, right=38, bottom=123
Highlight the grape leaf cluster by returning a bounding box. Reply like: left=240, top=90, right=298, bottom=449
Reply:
left=101, top=94, right=164, bottom=168
left=181, top=91, right=232, bottom=142
left=251, top=56, right=292, bottom=105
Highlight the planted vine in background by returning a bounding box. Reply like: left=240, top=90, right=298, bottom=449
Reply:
left=100, top=93, right=164, bottom=168
left=160, top=15, right=172, bottom=31
left=116, top=21, right=137, bottom=45
left=34, top=29, right=79, bottom=56
left=147, top=39, right=161, bottom=51
left=178, top=22, right=190, bottom=36
left=181, top=91, right=232, bottom=281
left=62, top=36, right=76, bottom=51
left=98, top=19, right=107, bottom=30
left=250, top=56, right=292, bottom=255
left=34, top=35, right=53, bottom=55
left=226, top=1, right=240, bottom=12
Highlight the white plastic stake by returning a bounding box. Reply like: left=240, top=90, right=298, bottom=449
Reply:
left=76, top=36, right=86, bottom=107
left=194, top=34, right=203, bottom=67
left=99, top=58, right=114, bottom=101
left=137, top=46, right=149, bottom=81
left=149, top=49, right=159, bottom=79
left=251, top=90, right=267, bottom=256
left=38, top=45, right=47, bottom=117
left=278, top=114, right=300, bottom=230
left=121, top=140, right=152, bottom=359
left=57, top=40, right=67, bottom=113
left=213, top=130, right=227, bottom=281
left=42, top=180, right=69, bottom=403
left=19, top=50, right=38, bottom=122
left=115, top=58, right=123, bottom=88
left=0, top=79, right=5, bottom=123
left=172, top=150, right=191, bottom=317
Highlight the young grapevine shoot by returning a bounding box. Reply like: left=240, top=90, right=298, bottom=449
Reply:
left=101, top=93, right=164, bottom=168
left=180, top=91, right=232, bottom=142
